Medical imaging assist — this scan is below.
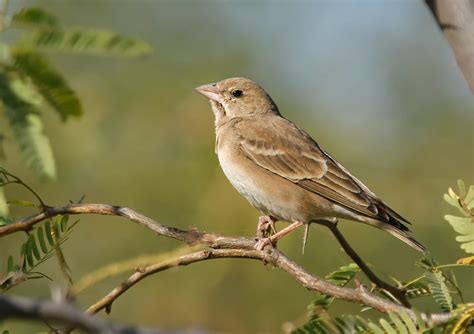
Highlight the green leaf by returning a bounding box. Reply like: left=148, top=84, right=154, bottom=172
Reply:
left=379, top=318, right=397, bottom=334
left=445, top=215, right=473, bottom=229
left=21, top=28, right=152, bottom=56
left=9, top=112, right=55, bottom=180
left=457, top=239, right=474, bottom=254
left=0, top=71, right=56, bottom=180
left=54, top=217, right=61, bottom=237
left=353, top=315, right=369, bottom=331
left=29, top=234, right=41, bottom=261
left=425, top=271, right=453, bottom=312
left=11, top=7, right=59, bottom=28
left=8, top=72, right=43, bottom=105
left=0, top=186, right=8, bottom=217
left=334, top=317, right=352, bottom=333
left=292, top=264, right=361, bottom=333
left=0, top=216, right=13, bottom=226
left=13, top=50, right=83, bottom=121
left=388, top=313, right=407, bottom=334
left=60, top=214, right=69, bottom=232
left=309, top=294, right=333, bottom=309
left=367, top=322, right=384, bottom=334
left=45, top=220, right=54, bottom=245
left=37, top=226, right=48, bottom=254
left=444, top=193, right=460, bottom=208
left=414, top=310, right=428, bottom=332
left=8, top=199, right=38, bottom=208
left=457, top=180, right=466, bottom=198
left=7, top=255, right=14, bottom=272
left=465, top=185, right=474, bottom=209
left=309, top=263, right=360, bottom=311
left=24, top=236, right=35, bottom=268
left=445, top=215, right=474, bottom=254
left=398, top=310, right=418, bottom=334
left=326, top=263, right=360, bottom=286
left=418, top=253, right=439, bottom=269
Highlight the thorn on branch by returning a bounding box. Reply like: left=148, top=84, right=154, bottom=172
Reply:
left=136, top=267, right=146, bottom=274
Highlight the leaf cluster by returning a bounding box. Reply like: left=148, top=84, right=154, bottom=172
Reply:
left=290, top=264, right=437, bottom=334
left=290, top=256, right=472, bottom=334
left=0, top=5, right=151, bottom=182
left=289, top=181, right=474, bottom=333
left=444, top=180, right=474, bottom=259
left=0, top=214, right=77, bottom=291
left=0, top=4, right=151, bottom=225
left=0, top=166, right=45, bottom=224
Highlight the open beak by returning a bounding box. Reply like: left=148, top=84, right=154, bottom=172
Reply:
left=194, top=83, right=223, bottom=103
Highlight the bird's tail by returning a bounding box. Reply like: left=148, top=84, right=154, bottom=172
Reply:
left=366, top=219, right=426, bottom=252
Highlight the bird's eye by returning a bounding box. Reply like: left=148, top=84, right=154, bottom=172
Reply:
left=231, top=89, right=243, bottom=98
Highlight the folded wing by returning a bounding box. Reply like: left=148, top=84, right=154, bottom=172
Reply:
left=237, top=116, right=411, bottom=232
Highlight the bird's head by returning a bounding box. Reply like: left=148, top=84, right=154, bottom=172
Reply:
left=195, top=77, right=280, bottom=126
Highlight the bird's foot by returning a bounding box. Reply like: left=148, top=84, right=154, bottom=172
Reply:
left=254, top=237, right=276, bottom=251
left=257, top=215, right=277, bottom=238
left=254, top=221, right=305, bottom=251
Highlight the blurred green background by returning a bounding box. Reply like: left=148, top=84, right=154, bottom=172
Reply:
left=1, top=0, right=473, bottom=333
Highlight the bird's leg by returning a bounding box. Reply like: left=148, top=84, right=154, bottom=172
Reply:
left=257, top=215, right=277, bottom=238
left=315, top=219, right=411, bottom=307
left=255, top=221, right=304, bottom=250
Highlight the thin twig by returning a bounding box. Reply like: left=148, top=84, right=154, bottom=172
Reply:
left=0, top=168, right=46, bottom=207
left=72, top=246, right=203, bottom=296
left=52, top=225, right=74, bottom=287
left=404, top=263, right=471, bottom=288
left=317, top=219, right=410, bottom=307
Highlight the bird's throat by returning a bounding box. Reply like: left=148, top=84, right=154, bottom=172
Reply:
left=211, top=100, right=227, bottom=128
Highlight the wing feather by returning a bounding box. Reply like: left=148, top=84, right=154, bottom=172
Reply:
left=236, top=117, right=410, bottom=229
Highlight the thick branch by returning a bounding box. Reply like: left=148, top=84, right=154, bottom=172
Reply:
left=0, top=295, right=169, bottom=334
left=0, top=203, right=453, bottom=326
left=426, top=0, right=474, bottom=93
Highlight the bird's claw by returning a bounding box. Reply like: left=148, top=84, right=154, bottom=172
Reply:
left=254, top=237, right=276, bottom=251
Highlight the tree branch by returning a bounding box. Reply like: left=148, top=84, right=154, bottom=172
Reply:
left=0, top=294, right=172, bottom=334
left=425, top=0, right=474, bottom=93
left=0, top=203, right=454, bottom=326
left=317, top=219, right=410, bottom=307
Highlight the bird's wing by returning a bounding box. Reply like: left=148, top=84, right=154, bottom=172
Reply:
left=236, top=116, right=409, bottom=229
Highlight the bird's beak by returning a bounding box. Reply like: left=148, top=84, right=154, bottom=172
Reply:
left=194, top=83, right=223, bottom=103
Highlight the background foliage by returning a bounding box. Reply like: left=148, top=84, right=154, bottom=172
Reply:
left=0, top=1, right=473, bottom=333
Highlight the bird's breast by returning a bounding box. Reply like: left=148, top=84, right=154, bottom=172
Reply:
left=217, top=144, right=264, bottom=209
left=216, top=138, right=320, bottom=222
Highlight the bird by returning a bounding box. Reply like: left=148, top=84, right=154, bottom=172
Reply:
left=194, top=77, right=425, bottom=255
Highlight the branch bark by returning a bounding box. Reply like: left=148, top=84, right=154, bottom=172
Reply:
left=0, top=294, right=176, bottom=334
left=426, top=0, right=474, bottom=93
left=0, top=203, right=454, bottom=326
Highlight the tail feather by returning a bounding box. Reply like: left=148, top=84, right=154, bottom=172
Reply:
left=365, top=201, right=425, bottom=252
left=365, top=218, right=426, bottom=252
